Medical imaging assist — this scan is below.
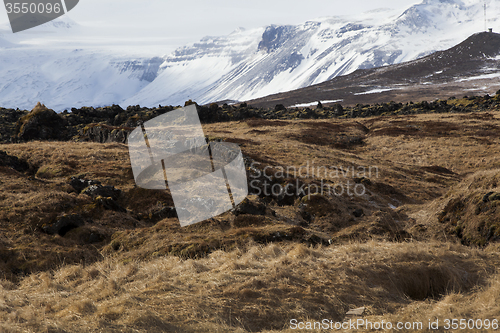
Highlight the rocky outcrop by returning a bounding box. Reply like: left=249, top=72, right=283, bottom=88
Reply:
left=15, top=102, right=68, bottom=141
left=69, top=177, right=102, bottom=193
left=70, top=176, right=121, bottom=200
left=94, top=196, right=127, bottom=213
left=82, top=184, right=121, bottom=201
left=1, top=93, right=499, bottom=145
left=233, top=195, right=267, bottom=216
left=76, top=124, right=133, bottom=143
left=0, top=108, right=28, bottom=142
left=138, top=204, right=177, bottom=223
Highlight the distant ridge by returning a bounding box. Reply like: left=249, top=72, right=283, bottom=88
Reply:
left=245, top=32, right=500, bottom=108
left=1, top=0, right=500, bottom=110
left=126, top=0, right=500, bottom=108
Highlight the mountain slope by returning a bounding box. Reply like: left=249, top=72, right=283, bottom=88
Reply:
left=245, top=31, right=500, bottom=108
left=125, top=0, right=500, bottom=107
left=0, top=48, right=163, bottom=111
left=0, top=18, right=166, bottom=111
left=0, top=0, right=499, bottom=111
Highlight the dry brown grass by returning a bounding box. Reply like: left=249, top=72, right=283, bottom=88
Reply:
left=0, top=241, right=497, bottom=333
left=245, top=118, right=291, bottom=127
left=408, top=168, right=500, bottom=246
left=2, top=110, right=500, bottom=331
left=0, top=142, right=165, bottom=280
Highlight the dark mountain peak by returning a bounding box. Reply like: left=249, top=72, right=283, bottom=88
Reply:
left=372, top=31, right=500, bottom=78
left=445, top=31, right=500, bottom=59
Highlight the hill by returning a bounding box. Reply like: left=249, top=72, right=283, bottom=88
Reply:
left=246, top=32, right=500, bottom=108
left=1, top=98, right=500, bottom=331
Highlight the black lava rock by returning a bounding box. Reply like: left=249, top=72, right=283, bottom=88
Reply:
left=16, top=103, right=68, bottom=141
left=82, top=184, right=121, bottom=201
left=69, top=177, right=101, bottom=193
left=353, top=209, right=364, bottom=218
left=234, top=196, right=267, bottom=216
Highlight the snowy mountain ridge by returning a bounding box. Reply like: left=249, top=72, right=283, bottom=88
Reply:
left=0, top=0, right=499, bottom=111
left=127, top=0, right=499, bottom=107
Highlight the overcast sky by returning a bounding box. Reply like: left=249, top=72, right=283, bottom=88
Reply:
left=0, top=0, right=422, bottom=54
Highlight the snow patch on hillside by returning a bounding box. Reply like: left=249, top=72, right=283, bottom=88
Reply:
left=291, top=100, right=343, bottom=107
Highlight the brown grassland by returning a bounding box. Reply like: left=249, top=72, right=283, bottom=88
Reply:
left=1, top=107, right=500, bottom=332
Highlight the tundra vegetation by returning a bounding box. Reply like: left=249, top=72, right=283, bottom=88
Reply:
left=0, top=94, right=500, bottom=332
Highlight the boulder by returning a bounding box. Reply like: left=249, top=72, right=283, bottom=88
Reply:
left=353, top=209, right=364, bottom=218
left=94, top=196, right=127, bottom=213
left=69, top=176, right=122, bottom=201
left=69, top=177, right=101, bottom=193
left=15, top=102, right=67, bottom=141
left=234, top=195, right=267, bottom=216
left=82, top=184, right=121, bottom=201
left=274, top=182, right=299, bottom=206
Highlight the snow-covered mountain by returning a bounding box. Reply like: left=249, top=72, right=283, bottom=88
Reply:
left=0, top=49, right=163, bottom=111
left=0, top=17, right=165, bottom=111
left=0, top=0, right=499, bottom=111
left=246, top=31, right=500, bottom=108
left=125, top=0, right=500, bottom=107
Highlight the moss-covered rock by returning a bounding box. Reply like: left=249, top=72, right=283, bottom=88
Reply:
left=15, top=102, right=68, bottom=141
